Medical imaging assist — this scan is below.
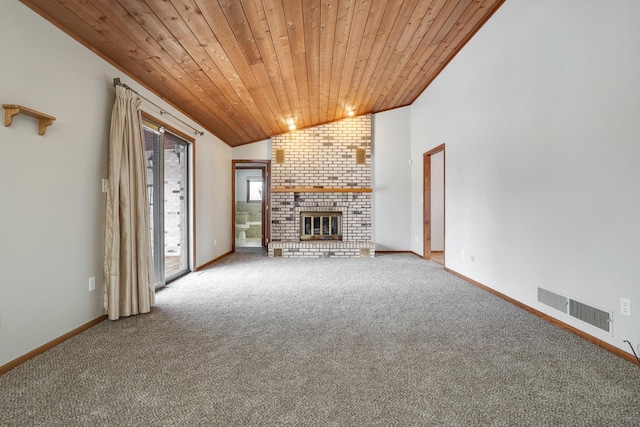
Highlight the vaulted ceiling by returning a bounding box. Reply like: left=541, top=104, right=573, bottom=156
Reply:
left=22, top=0, right=503, bottom=146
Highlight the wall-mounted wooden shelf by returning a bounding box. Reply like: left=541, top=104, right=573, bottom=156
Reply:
left=3, top=104, right=56, bottom=135
left=272, top=187, right=372, bottom=193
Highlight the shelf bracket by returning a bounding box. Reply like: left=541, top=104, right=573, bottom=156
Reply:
left=3, top=104, right=56, bottom=136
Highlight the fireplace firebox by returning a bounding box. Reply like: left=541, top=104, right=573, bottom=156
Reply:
left=300, top=212, right=342, bottom=240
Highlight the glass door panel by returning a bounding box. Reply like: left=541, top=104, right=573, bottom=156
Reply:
left=163, top=133, right=188, bottom=279
left=142, top=119, right=190, bottom=288
left=143, top=123, right=164, bottom=288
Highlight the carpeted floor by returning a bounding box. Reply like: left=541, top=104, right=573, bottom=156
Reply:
left=1, top=253, right=639, bottom=426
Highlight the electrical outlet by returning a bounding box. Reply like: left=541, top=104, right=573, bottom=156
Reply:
left=89, top=277, right=96, bottom=292
left=101, top=179, right=108, bottom=193
left=470, top=255, right=475, bottom=262
left=620, top=298, right=631, bottom=316
left=461, top=250, right=464, bottom=259
left=214, top=239, right=217, bottom=246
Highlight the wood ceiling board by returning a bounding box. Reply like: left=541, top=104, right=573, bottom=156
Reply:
left=218, top=0, right=263, bottom=66
left=382, top=0, right=475, bottom=108
left=283, top=0, right=313, bottom=127
left=342, top=0, right=392, bottom=116
left=86, top=0, right=250, bottom=141
left=331, top=0, right=373, bottom=121
left=62, top=0, right=219, bottom=117
left=216, top=0, right=290, bottom=134
left=190, top=0, right=282, bottom=137
left=372, top=0, right=456, bottom=111
left=259, top=0, right=301, bottom=128
left=241, top=0, right=295, bottom=134
left=318, top=0, right=339, bottom=125
left=174, top=0, right=271, bottom=140
left=134, top=0, right=255, bottom=144
left=20, top=0, right=237, bottom=143
left=360, top=0, right=437, bottom=114
left=303, top=0, right=322, bottom=125
left=19, top=0, right=504, bottom=147
left=350, top=0, right=417, bottom=117
left=328, top=0, right=357, bottom=123
left=97, top=0, right=247, bottom=141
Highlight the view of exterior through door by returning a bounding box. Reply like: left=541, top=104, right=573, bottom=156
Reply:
left=143, top=118, right=191, bottom=287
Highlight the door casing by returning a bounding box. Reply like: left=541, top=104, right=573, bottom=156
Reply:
left=423, top=144, right=445, bottom=262
left=232, top=160, right=271, bottom=252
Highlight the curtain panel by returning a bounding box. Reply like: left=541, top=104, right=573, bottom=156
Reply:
left=104, top=86, right=154, bottom=320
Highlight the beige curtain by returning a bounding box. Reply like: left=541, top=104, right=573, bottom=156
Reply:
left=104, top=85, right=154, bottom=320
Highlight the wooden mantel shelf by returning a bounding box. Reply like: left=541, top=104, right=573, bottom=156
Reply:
left=272, top=187, right=372, bottom=193
left=3, top=104, right=56, bottom=135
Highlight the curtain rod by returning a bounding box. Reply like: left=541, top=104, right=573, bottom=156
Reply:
left=113, top=78, right=204, bottom=136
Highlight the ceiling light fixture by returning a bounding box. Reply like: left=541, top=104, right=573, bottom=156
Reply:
left=286, top=118, right=296, bottom=130
left=347, top=110, right=355, bottom=117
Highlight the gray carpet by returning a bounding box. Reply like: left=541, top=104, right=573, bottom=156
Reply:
left=1, top=253, right=639, bottom=426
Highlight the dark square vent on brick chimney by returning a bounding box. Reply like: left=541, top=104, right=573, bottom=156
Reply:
left=355, top=148, right=366, bottom=165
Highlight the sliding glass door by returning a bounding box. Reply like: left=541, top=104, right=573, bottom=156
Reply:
left=143, top=119, right=190, bottom=288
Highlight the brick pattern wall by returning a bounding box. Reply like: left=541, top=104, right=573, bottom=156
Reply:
left=164, top=150, right=186, bottom=256
left=145, top=147, right=186, bottom=257
left=268, top=241, right=375, bottom=258
left=271, top=115, right=371, bottom=189
left=269, top=115, right=373, bottom=257
left=270, top=192, right=371, bottom=242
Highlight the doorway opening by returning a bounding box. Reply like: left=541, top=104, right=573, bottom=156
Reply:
left=142, top=114, right=194, bottom=288
left=423, top=144, right=445, bottom=265
left=232, top=160, right=271, bottom=252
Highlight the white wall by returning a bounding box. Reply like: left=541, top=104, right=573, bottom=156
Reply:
left=0, top=2, right=231, bottom=366
left=372, top=108, right=412, bottom=251
left=410, top=0, right=640, bottom=354
left=232, top=139, right=271, bottom=160
left=192, top=133, right=232, bottom=268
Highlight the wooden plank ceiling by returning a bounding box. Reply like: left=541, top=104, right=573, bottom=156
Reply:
left=21, top=0, right=503, bottom=146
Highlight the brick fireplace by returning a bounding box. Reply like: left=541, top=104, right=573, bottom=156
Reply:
left=268, top=115, right=374, bottom=257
